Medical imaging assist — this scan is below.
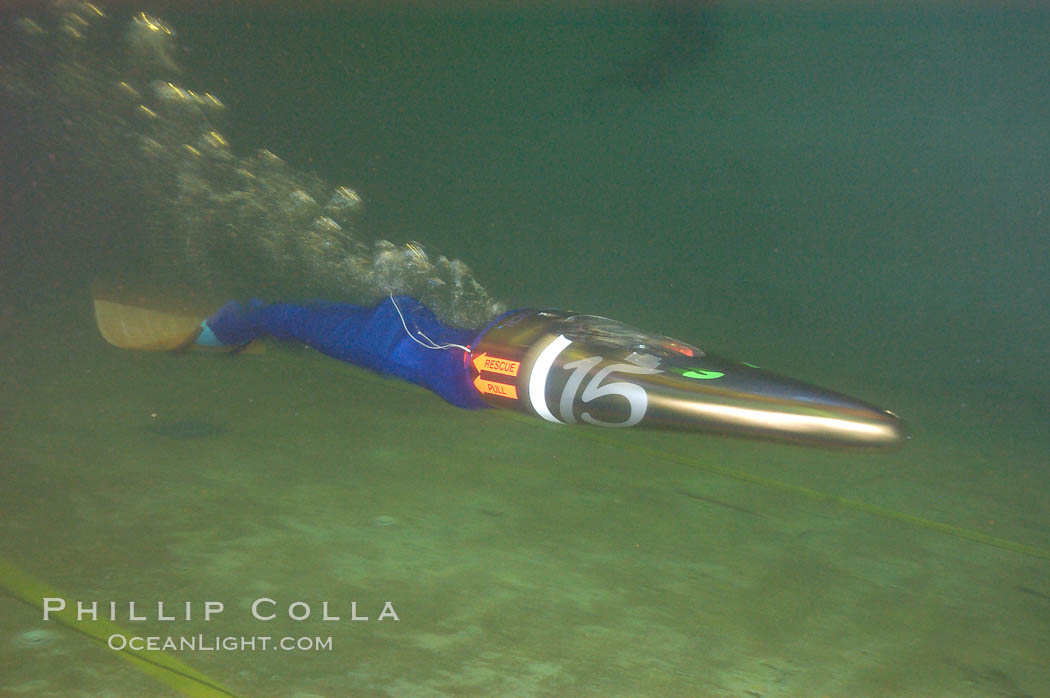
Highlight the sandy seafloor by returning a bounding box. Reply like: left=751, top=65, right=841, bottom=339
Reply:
left=2, top=4, right=1050, bottom=697
left=2, top=292, right=1049, bottom=696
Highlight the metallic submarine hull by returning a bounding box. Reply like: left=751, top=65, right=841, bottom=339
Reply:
left=470, top=310, right=905, bottom=449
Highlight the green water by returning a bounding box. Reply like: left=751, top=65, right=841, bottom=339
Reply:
left=2, top=4, right=1048, bottom=696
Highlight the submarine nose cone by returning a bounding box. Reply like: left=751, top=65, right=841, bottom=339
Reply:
left=740, top=370, right=909, bottom=448
left=815, top=400, right=907, bottom=449
left=878, top=410, right=908, bottom=447
left=659, top=355, right=908, bottom=448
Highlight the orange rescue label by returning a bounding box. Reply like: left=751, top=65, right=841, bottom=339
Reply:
left=471, top=352, right=520, bottom=377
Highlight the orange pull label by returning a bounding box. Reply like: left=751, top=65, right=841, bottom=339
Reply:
left=473, top=376, right=518, bottom=400
left=471, top=352, right=520, bottom=377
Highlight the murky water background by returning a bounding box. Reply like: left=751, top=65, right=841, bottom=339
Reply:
left=2, top=4, right=1048, bottom=696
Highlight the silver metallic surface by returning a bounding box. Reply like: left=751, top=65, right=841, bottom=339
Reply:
left=473, top=310, right=905, bottom=448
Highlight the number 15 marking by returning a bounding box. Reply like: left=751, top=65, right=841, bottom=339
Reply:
left=528, top=335, right=660, bottom=428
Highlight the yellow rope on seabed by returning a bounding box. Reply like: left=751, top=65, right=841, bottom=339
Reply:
left=0, top=557, right=241, bottom=697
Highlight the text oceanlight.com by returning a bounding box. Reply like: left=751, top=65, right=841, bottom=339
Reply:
left=108, top=634, right=334, bottom=652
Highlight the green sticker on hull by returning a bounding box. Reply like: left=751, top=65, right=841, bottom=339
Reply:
left=682, top=369, right=724, bottom=380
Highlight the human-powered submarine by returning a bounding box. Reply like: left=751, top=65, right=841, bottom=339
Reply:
left=471, top=308, right=904, bottom=448
left=92, top=286, right=905, bottom=449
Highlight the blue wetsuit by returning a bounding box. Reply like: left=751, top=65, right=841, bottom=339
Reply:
left=202, top=296, right=487, bottom=408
